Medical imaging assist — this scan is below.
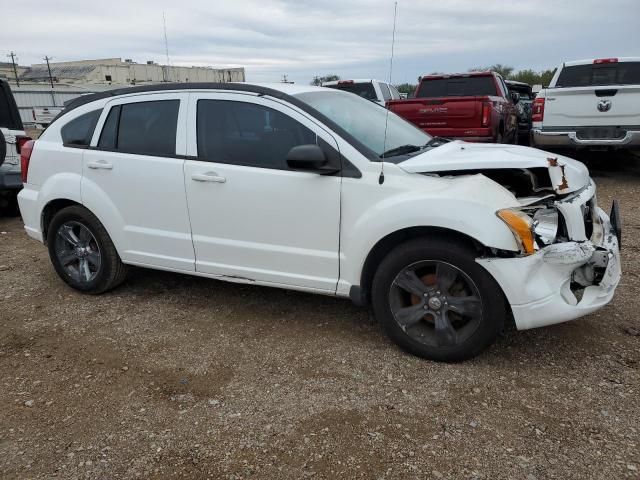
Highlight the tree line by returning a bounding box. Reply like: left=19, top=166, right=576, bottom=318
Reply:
left=310, top=64, right=557, bottom=95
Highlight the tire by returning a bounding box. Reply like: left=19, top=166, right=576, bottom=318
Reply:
left=0, top=190, right=20, bottom=217
left=47, top=205, right=127, bottom=294
left=371, top=237, right=507, bottom=362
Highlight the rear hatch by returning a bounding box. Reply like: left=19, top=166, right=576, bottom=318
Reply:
left=407, top=75, right=497, bottom=129
left=544, top=60, right=640, bottom=131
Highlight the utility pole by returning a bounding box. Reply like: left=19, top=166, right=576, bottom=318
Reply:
left=43, top=56, right=56, bottom=106
left=7, top=52, right=19, bottom=87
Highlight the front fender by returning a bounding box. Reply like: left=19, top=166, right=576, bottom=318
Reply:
left=338, top=173, right=520, bottom=293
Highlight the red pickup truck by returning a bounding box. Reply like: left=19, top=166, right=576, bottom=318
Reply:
left=387, top=71, right=519, bottom=143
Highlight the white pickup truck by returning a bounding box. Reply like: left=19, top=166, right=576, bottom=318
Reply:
left=531, top=57, right=640, bottom=150
left=322, top=79, right=401, bottom=106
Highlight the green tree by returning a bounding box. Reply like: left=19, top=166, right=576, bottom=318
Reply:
left=310, top=74, right=340, bottom=86
left=395, top=83, right=417, bottom=95
left=469, top=64, right=514, bottom=78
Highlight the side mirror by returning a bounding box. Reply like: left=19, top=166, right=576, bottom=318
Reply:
left=510, top=91, right=520, bottom=104
left=286, top=144, right=340, bottom=174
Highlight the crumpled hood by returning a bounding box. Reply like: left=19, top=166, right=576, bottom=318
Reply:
left=397, top=141, right=590, bottom=194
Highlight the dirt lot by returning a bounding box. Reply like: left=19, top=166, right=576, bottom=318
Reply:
left=1, top=154, right=639, bottom=479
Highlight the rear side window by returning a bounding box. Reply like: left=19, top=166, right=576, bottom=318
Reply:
left=196, top=100, right=316, bottom=170
left=417, top=76, right=497, bottom=97
left=61, top=109, right=102, bottom=147
left=96, top=100, right=179, bottom=156
left=556, top=62, right=640, bottom=87
left=327, top=82, right=378, bottom=101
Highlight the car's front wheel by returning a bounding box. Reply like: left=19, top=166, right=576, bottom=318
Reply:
left=371, top=237, right=507, bottom=362
left=47, top=205, right=127, bottom=294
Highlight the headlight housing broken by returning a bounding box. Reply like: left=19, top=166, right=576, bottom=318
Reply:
left=497, top=206, right=560, bottom=255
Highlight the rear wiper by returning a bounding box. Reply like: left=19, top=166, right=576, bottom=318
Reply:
left=380, top=144, right=422, bottom=158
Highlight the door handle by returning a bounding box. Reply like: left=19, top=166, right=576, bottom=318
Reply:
left=191, top=172, right=226, bottom=183
left=87, top=160, right=113, bottom=170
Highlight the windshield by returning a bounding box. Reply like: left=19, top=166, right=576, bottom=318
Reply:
left=294, top=90, right=432, bottom=159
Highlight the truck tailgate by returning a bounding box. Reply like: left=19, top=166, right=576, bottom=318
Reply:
left=390, top=96, right=482, bottom=130
left=544, top=85, right=640, bottom=127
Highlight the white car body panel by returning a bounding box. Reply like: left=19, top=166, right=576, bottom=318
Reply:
left=184, top=92, right=341, bottom=291
left=398, top=141, right=589, bottom=194
left=17, top=83, right=622, bottom=334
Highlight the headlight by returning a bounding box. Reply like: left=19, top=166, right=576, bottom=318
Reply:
left=497, top=207, right=560, bottom=255
left=532, top=208, right=559, bottom=245
left=497, top=208, right=535, bottom=255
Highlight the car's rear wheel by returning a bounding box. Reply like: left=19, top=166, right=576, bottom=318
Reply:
left=371, top=237, right=507, bottom=362
left=47, top=205, right=127, bottom=294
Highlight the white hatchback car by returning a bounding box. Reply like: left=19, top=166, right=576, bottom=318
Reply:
left=18, top=83, right=622, bottom=361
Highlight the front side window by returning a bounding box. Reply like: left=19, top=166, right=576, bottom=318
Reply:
left=97, top=100, right=179, bottom=156
left=196, top=100, right=316, bottom=170
left=61, top=109, right=101, bottom=147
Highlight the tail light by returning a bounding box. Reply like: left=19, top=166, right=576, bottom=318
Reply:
left=16, top=135, right=31, bottom=155
left=20, top=140, right=35, bottom=184
left=594, top=58, right=618, bottom=64
left=531, top=97, right=545, bottom=122
left=481, top=102, right=491, bottom=127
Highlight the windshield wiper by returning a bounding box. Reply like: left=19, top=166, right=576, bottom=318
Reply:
left=380, top=144, right=422, bottom=158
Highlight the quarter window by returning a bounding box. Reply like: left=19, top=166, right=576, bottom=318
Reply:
left=97, top=100, right=179, bottom=156
left=196, top=100, right=317, bottom=170
left=61, top=109, right=101, bottom=147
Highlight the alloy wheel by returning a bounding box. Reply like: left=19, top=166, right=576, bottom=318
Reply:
left=54, top=221, right=102, bottom=283
left=388, top=260, right=483, bottom=347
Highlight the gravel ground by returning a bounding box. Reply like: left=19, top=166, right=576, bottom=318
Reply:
left=1, top=154, right=639, bottom=479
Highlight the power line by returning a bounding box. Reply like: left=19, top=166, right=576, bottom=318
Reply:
left=6, top=52, right=19, bottom=87
left=43, top=56, right=57, bottom=106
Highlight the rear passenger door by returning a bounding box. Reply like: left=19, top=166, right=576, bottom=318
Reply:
left=184, top=92, right=341, bottom=292
left=82, top=93, right=195, bottom=271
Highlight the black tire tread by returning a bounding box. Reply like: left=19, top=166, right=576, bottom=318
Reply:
left=371, top=236, right=507, bottom=362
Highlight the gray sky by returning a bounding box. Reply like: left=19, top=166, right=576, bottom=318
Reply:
left=2, top=0, right=639, bottom=85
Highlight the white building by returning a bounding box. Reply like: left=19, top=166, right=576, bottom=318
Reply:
left=20, top=58, right=245, bottom=86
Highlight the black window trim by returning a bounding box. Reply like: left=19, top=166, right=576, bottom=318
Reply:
left=53, top=83, right=375, bottom=163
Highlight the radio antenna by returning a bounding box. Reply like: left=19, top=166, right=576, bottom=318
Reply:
left=380, top=1, right=398, bottom=185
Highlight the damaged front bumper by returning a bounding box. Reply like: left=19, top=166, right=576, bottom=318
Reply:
left=478, top=201, right=621, bottom=331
